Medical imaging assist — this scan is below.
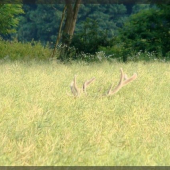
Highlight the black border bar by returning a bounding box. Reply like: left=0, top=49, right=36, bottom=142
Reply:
left=0, top=0, right=170, bottom=4
left=0, top=167, right=169, bottom=170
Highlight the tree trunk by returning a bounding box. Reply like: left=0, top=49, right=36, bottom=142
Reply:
left=59, top=0, right=81, bottom=61
left=62, top=0, right=81, bottom=46
left=51, top=5, right=67, bottom=58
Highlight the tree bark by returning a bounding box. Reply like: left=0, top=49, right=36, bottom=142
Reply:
left=62, top=0, right=81, bottom=46
left=51, top=5, right=67, bottom=58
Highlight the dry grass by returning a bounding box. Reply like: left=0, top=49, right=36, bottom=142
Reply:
left=0, top=60, right=170, bottom=165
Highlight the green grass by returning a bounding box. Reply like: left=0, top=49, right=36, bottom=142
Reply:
left=0, top=38, right=52, bottom=61
left=0, top=60, right=170, bottom=165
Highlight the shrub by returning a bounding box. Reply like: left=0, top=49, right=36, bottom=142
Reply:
left=0, top=38, right=53, bottom=61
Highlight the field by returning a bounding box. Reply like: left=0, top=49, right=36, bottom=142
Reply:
left=0, top=60, right=170, bottom=165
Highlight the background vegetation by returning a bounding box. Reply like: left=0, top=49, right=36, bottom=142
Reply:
left=0, top=4, right=170, bottom=61
left=0, top=4, right=23, bottom=35
left=0, top=3, right=169, bottom=61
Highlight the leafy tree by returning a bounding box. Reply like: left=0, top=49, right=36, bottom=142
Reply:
left=17, top=4, right=128, bottom=44
left=17, top=4, right=64, bottom=43
left=0, top=4, right=24, bottom=35
left=132, top=4, right=153, bottom=14
left=71, top=18, right=112, bottom=55
left=117, top=5, right=170, bottom=60
left=76, top=4, right=127, bottom=35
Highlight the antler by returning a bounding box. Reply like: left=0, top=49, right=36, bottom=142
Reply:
left=70, top=75, right=95, bottom=97
left=107, top=68, right=137, bottom=96
left=70, top=75, right=80, bottom=97
left=83, top=78, right=95, bottom=94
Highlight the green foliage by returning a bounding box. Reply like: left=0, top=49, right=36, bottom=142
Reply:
left=71, top=18, right=112, bottom=55
left=57, top=45, right=109, bottom=63
left=99, top=45, right=170, bottom=62
left=3, top=4, right=170, bottom=63
left=57, top=18, right=114, bottom=62
left=17, top=4, right=64, bottom=44
left=0, top=4, right=24, bottom=34
left=132, top=4, right=153, bottom=14
left=98, top=44, right=125, bottom=61
left=0, top=38, right=52, bottom=61
left=17, top=4, right=128, bottom=44
left=117, top=6, right=170, bottom=58
left=0, top=37, right=168, bottom=63
left=76, top=4, right=128, bottom=33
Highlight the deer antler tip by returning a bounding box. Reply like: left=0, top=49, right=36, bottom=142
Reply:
left=70, top=81, right=73, bottom=86
left=120, top=68, right=124, bottom=74
left=134, top=73, right=138, bottom=78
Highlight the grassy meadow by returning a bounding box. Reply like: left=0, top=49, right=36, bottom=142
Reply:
left=0, top=60, right=170, bottom=165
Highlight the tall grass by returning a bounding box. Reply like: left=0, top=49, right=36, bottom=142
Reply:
left=0, top=60, right=170, bottom=165
left=0, top=38, right=52, bottom=61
